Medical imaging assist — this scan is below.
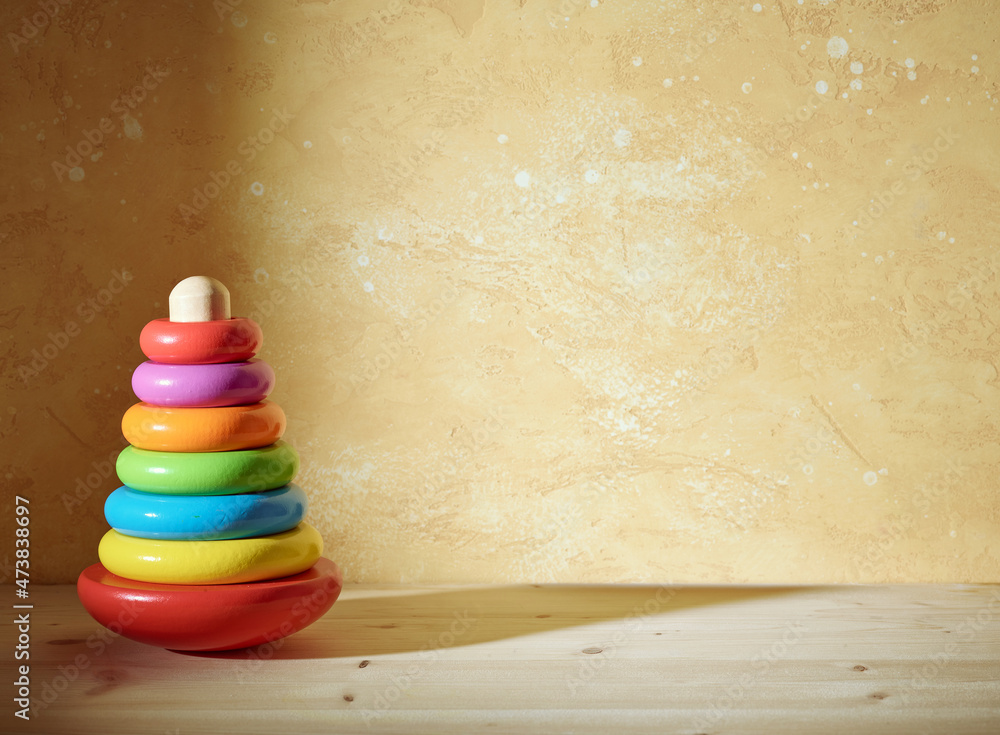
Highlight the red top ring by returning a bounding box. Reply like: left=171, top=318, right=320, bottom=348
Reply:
left=139, top=318, right=264, bottom=364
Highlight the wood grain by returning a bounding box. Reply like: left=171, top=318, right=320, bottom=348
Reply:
left=5, top=584, right=999, bottom=734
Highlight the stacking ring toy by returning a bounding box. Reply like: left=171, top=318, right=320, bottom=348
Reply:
left=139, top=317, right=263, bottom=364
left=78, top=557, right=342, bottom=651
left=132, top=359, right=275, bottom=407
left=105, top=484, right=308, bottom=540
left=122, top=401, right=285, bottom=452
left=98, top=522, right=323, bottom=585
left=116, top=441, right=299, bottom=495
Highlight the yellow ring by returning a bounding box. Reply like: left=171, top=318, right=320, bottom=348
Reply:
left=98, top=522, right=323, bottom=585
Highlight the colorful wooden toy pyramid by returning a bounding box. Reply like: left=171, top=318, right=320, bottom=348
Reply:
left=78, top=276, right=342, bottom=651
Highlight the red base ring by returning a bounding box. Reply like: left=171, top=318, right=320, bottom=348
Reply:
left=77, top=558, right=342, bottom=651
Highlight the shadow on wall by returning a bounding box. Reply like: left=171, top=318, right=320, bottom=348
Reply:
left=2, top=0, right=319, bottom=582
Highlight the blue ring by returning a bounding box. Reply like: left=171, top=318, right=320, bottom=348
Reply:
left=105, top=484, right=308, bottom=540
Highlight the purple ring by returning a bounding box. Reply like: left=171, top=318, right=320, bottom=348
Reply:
left=132, top=359, right=276, bottom=407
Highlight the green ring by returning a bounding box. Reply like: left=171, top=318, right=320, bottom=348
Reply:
left=116, top=441, right=299, bottom=495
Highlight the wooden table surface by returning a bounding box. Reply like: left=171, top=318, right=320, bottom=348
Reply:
left=4, top=583, right=999, bottom=734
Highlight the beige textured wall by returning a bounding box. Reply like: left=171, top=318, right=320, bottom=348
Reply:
left=2, top=0, right=998, bottom=584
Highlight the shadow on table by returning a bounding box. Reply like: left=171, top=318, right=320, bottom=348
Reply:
left=182, top=584, right=818, bottom=661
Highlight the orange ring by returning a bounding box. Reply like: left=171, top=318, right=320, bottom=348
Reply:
left=122, top=401, right=286, bottom=452
left=139, top=318, right=263, bottom=364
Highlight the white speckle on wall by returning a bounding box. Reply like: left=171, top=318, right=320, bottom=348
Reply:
left=827, top=36, right=849, bottom=58
left=122, top=115, right=143, bottom=140
left=613, top=128, right=632, bottom=147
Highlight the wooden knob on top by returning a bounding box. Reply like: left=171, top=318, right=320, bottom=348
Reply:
left=169, top=276, right=231, bottom=323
